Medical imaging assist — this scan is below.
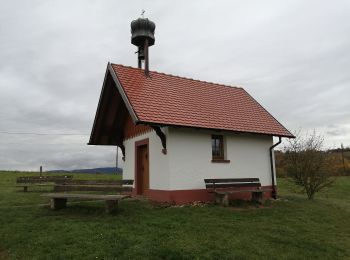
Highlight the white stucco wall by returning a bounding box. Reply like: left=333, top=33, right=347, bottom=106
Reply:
left=123, top=127, right=275, bottom=191
left=123, top=128, right=170, bottom=190
left=167, top=128, right=274, bottom=190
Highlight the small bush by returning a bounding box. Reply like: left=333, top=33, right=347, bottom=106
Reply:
left=284, top=131, right=334, bottom=200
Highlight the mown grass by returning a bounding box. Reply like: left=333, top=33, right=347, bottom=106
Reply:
left=0, top=172, right=349, bottom=259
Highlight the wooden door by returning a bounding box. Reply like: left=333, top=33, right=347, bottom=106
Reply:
left=137, top=144, right=149, bottom=195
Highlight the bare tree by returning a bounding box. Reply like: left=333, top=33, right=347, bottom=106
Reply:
left=284, top=130, right=334, bottom=200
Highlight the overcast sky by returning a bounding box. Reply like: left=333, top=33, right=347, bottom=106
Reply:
left=0, top=0, right=349, bottom=171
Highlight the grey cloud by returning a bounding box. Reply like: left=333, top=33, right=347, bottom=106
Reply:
left=0, top=0, right=349, bottom=170
left=326, top=124, right=349, bottom=137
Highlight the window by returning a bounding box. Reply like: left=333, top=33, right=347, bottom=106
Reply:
left=211, top=135, right=230, bottom=163
left=212, top=135, right=224, bottom=159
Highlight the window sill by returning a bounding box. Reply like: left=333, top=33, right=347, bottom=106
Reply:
left=211, top=159, right=230, bottom=163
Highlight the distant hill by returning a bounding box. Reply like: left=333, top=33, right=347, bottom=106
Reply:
left=46, top=167, right=123, bottom=174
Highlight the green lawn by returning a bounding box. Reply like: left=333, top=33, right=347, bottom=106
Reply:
left=0, top=172, right=349, bottom=259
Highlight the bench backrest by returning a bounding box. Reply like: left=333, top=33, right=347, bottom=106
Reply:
left=17, top=175, right=73, bottom=184
left=54, top=179, right=133, bottom=185
left=204, top=178, right=261, bottom=190
left=53, top=179, right=134, bottom=193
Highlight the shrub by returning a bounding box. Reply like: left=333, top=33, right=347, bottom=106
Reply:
left=284, top=131, right=334, bottom=200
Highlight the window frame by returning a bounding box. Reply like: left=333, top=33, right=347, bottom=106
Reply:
left=211, top=135, right=230, bottom=163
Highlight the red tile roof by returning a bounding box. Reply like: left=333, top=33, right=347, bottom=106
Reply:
left=111, top=64, right=293, bottom=138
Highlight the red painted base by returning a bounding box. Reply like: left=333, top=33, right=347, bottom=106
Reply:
left=132, top=186, right=274, bottom=204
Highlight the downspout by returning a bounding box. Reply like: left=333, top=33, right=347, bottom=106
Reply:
left=269, top=136, right=282, bottom=199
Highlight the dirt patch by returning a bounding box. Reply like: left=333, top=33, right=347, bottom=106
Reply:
left=0, top=247, right=9, bottom=260
left=148, top=200, right=211, bottom=208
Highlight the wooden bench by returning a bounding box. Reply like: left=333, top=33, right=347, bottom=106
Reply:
left=53, top=179, right=133, bottom=193
left=42, top=193, right=129, bottom=213
left=204, top=178, right=271, bottom=206
left=16, top=175, right=73, bottom=192
left=42, top=179, right=134, bottom=213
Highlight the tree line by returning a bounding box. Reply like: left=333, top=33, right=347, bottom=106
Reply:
left=276, top=146, right=350, bottom=178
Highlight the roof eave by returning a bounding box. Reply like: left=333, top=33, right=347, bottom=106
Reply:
left=137, top=120, right=295, bottom=138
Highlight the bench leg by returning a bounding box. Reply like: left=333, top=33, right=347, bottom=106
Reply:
left=215, top=193, right=229, bottom=206
left=215, top=194, right=221, bottom=204
left=215, top=193, right=224, bottom=204
left=222, top=194, right=230, bottom=207
left=23, top=186, right=28, bottom=192
left=50, top=198, right=67, bottom=210
left=105, top=200, right=118, bottom=214
left=251, top=192, right=263, bottom=204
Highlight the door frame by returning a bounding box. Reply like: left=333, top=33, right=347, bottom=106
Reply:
left=135, top=138, right=150, bottom=195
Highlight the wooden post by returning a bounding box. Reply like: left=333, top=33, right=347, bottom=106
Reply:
left=40, top=166, right=42, bottom=176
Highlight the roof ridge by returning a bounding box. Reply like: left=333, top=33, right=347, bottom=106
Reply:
left=110, top=63, right=242, bottom=90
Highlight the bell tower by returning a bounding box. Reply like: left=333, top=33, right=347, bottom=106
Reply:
left=131, top=12, right=156, bottom=75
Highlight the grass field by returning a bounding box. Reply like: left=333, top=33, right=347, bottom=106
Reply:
left=0, top=172, right=349, bottom=259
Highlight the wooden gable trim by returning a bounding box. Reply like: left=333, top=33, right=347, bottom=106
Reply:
left=123, top=114, right=153, bottom=141
left=89, top=63, right=140, bottom=146
left=88, top=65, right=153, bottom=158
left=89, top=63, right=166, bottom=157
left=107, top=62, right=138, bottom=124
left=89, top=70, right=123, bottom=146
